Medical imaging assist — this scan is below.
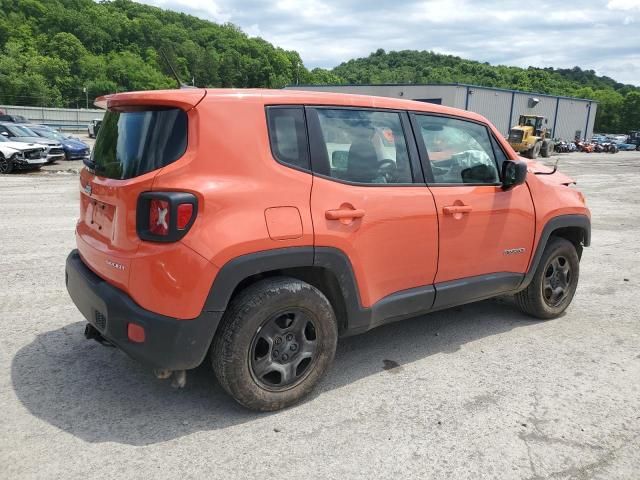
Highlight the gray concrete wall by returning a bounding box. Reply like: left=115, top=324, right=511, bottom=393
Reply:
left=0, top=105, right=104, bottom=131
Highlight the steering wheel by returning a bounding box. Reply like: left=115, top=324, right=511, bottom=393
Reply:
left=377, top=159, right=397, bottom=182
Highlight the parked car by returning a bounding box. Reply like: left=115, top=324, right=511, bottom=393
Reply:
left=26, top=124, right=90, bottom=160
left=87, top=119, right=102, bottom=138
left=615, top=142, right=638, bottom=151
left=0, top=122, right=65, bottom=163
left=66, top=89, right=591, bottom=411
left=0, top=114, right=28, bottom=123
left=0, top=134, right=47, bottom=174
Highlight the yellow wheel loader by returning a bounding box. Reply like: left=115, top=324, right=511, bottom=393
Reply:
left=507, top=115, right=554, bottom=159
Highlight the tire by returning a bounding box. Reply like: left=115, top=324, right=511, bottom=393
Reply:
left=0, top=154, right=14, bottom=174
left=211, top=277, right=338, bottom=411
left=541, top=140, right=552, bottom=158
left=515, top=237, right=580, bottom=319
left=526, top=141, right=541, bottom=159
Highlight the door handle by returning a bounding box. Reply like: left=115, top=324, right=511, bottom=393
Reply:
left=443, top=205, right=472, bottom=215
left=325, top=208, right=366, bottom=220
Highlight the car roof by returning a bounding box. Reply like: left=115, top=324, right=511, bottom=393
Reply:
left=97, top=88, right=493, bottom=125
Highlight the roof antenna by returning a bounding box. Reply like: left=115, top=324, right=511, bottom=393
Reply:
left=159, top=48, right=195, bottom=89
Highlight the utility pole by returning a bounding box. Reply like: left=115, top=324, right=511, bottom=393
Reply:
left=83, top=87, right=88, bottom=109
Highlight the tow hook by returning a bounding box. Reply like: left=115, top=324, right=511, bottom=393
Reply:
left=153, top=369, right=187, bottom=389
left=84, top=324, right=114, bottom=347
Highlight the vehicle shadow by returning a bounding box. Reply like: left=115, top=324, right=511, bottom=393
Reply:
left=11, top=297, right=537, bottom=446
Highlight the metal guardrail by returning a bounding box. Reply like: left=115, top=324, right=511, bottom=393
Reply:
left=0, top=105, right=105, bottom=132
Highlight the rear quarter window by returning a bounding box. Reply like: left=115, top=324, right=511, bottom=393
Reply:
left=266, top=107, right=310, bottom=171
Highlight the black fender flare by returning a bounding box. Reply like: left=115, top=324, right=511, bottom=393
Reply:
left=201, top=246, right=435, bottom=336
left=519, top=214, right=590, bottom=290
left=202, top=247, right=315, bottom=312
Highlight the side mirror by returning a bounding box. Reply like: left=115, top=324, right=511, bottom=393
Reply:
left=502, top=160, right=527, bottom=190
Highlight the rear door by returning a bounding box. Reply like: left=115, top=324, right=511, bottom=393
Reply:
left=307, top=106, right=439, bottom=311
left=411, top=113, right=535, bottom=295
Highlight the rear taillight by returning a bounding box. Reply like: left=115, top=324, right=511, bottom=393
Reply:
left=137, top=192, right=198, bottom=242
left=176, top=203, right=194, bottom=230
left=149, top=199, right=170, bottom=236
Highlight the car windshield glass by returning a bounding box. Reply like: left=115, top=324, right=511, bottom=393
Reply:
left=8, top=124, right=36, bottom=136
left=91, top=108, right=187, bottom=179
left=31, top=128, right=64, bottom=141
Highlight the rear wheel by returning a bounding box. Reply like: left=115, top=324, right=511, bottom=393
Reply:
left=541, top=140, right=552, bottom=158
left=515, top=237, right=580, bottom=319
left=0, top=155, right=13, bottom=174
left=211, top=277, right=338, bottom=411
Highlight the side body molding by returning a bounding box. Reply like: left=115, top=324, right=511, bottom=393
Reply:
left=201, top=214, right=590, bottom=337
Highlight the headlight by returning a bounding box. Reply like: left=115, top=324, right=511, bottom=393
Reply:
left=12, top=152, right=25, bottom=160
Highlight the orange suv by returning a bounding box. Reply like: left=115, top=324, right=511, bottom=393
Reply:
left=66, top=89, right=590, bottom=411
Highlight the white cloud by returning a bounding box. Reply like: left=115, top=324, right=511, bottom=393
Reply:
left=607, top=0, right=640, bottom=10
left=135, top=0, right=640, bottom=85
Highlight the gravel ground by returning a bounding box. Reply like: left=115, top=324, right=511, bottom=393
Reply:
left=1, top=151, right=639, bottom=479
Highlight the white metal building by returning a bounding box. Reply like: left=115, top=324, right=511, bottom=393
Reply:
left=286, top=83, right=597, bottom=141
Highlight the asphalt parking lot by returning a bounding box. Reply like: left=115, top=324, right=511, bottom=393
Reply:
left=1, top=151, right=639, bottom=479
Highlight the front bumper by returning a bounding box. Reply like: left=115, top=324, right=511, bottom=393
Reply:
left=13, top=157, right=47, bottom=168
left=66, top=150, right=90, bottom=160
left=65, top=250, right=222, bottom=370
left=46, top=154, right=65, bottom=163
left=509, top=142, right=531, bottom=152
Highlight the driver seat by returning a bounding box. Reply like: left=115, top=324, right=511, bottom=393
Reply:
left=346, top=138, right=379, bottom=183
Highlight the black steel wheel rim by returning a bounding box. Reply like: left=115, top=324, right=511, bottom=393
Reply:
left=249, top=308, right=319, bottom=391
left=542, top=255, right=572, bottom=307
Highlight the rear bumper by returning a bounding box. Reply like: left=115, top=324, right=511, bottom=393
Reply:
left=65, top=250, right=222, bottom=370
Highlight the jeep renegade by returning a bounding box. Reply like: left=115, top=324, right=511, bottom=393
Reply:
left=66, top=89, right=590, bottom=411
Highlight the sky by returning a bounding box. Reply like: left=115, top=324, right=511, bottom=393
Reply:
left=138, top=0, right=640, bottom=85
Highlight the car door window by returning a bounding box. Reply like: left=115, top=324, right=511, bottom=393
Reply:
left=314, top=109, right=413, bottom=184
left=415, top=115, right=500, bottom=184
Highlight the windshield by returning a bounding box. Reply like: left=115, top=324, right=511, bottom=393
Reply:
left=7, top=124, right=36, bottom=137
left=90, top=108, right=188, bottom=179
left=30, top=128, right=65, bottom=141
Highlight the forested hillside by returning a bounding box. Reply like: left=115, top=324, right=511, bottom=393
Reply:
left=1, top=0, right=638, bottom=132
left=0, top=0, right=321, bottom=106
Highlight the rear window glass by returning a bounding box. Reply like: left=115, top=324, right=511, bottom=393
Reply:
left=91, top=108, right=187, bottom=179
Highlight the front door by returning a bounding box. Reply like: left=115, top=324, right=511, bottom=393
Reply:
left=411, top=113, right=535, bottom=291
left=307, top=107, right=439, bottom=311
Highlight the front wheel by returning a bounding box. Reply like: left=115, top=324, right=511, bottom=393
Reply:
left=0, top=155, right=13, bottom=174
left=211, top=277, right=338, bottom=411
left=515, top=237, right=580, bottom=319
